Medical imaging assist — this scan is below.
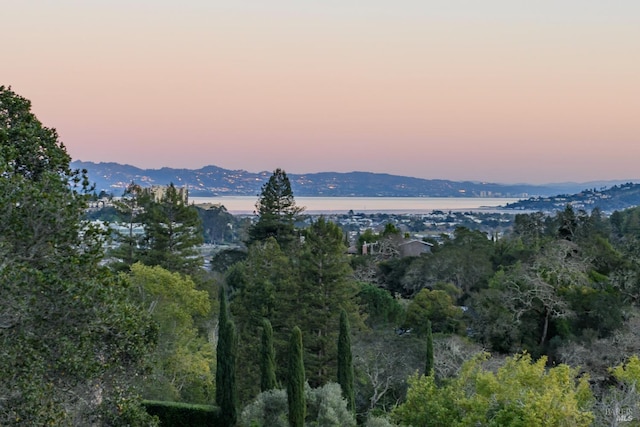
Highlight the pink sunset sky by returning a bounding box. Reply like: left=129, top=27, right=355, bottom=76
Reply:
left=4, top=1, right=640, bottom=184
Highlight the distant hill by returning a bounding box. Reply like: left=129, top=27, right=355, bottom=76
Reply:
left=503, top=182, right=640, bottom=213
left=72, top=160, right=633, bottom=199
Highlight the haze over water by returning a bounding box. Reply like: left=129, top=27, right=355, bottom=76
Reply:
left=191, top=196, right=521, bottom=215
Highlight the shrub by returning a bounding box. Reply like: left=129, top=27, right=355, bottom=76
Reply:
left=142, top=400, right=219, bottom=426
left=239, top=383, right=356, bottom=427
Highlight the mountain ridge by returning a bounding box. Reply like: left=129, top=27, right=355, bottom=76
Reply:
left=72, top=160, right=638, bottom=199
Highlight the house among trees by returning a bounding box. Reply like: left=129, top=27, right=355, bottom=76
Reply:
left=361, top=238, right=432, bottom=257
left=398, top=239, right=433, bottom=257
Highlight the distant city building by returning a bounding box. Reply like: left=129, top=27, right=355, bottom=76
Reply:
left=146, top=185, right=189, bottom=203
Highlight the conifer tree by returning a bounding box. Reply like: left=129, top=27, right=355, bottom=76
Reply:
left=228, top=237, right=298, bottom=400
left=298, top=217, right=360, bottom=386
left=260, top=318, right=278, bottom=392
left=425, top=319, right=434, bottom=376
left=287, top=326, right=306, bottom=427
left=248, top=168, right=303, bottom=250
left=215, top=286, right=229, bottom=404
left=138, top=183, right=204, bottom=274
left=337, top=309, right=355, bottom=412
left=216, top=287, right=238, bottom=426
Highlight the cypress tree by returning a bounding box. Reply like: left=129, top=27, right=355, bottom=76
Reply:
left=216, top=287, right=238, bottom=426
left=287, top=326, right=305, bottom=427
left=215, top=286, right=228, bottom=405
left=260, top=318, right=278, bottom=392
left=425, top=319, right=434, bottom=376
left=337, top=309, right=355, bottom=411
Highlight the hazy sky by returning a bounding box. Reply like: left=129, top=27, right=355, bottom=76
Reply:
left=4, top=1, right=639, bottom=184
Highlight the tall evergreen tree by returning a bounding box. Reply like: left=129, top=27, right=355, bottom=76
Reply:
left=287, top=326, right=306, bottom=427
left=297, top=217, right=360, bottom=386
left=228, top=237, right=299, bottom=400
left=425, top=320, right=434, bottom=376
left=216, top=286, right=238, bottom=426
left=248, top=168, right=303, bottom=249
left=138, top=183, right=204, bottom=274
left=110, top=182, right=145, bottom=271
left=216, top=286, right=229, bottom=404
left=337, top=309, right=355, bottom=412
left=260, top=318, right=278, bottom=392
left=218, top=319, right=238, bottom=427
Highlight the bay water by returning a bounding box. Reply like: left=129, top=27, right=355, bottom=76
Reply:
left=190, top=196, right=522, bottom=215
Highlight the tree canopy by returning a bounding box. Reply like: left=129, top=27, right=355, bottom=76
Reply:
left=0, top=86, right=156, bottom=425
left=248, top=168, right=303, bottom=249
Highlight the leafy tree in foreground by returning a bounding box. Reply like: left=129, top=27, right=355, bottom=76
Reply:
left=0, top=86, right=156, bottom=425
left=393, top=352, right=593, bottom=427
left=287, top=327, right=306, bottom=427
left=126, top=263, right=214, bottom=403
left=0, top=85, right=73, bottom=180
left=261, top=318, right=278, bottom=392
left=337, top=309, right=355, bottom=412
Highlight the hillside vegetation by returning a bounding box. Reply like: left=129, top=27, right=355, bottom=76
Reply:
left=7, top=86, right=640, bottom=426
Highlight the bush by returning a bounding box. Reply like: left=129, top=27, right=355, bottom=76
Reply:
left=239, top=389, right=288, bottom=427
left=365, top=415, right=398, bottom=427
left=142, top=400, right=219, bottom=426
left=239, top=383, right=356, bottom=427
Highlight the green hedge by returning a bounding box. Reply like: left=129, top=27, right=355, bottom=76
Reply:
left=143, top=400, right=220, bottom=426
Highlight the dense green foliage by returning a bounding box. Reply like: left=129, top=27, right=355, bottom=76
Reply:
left=0, top=87, right=156, bottom=425
left=198, top=203, right=235, bottom=244
left=358, top=283, right=405, bottom=327
left=394, top=352, right=593, bottom=426
left=111, top=183, right=204, bottom=274
left=229, top=215, right=361, bottom=400
left=261, top=318, right=278, bottom=392
left=126, top=264, right=214, bottom=403
left=425, top=320, right=434, bottom=376
left=0, top=86, right=73, bottom=179
left=248, top=168, right=303, bottom=249
left=239, top=383, right=356, bottom=427
left=298, top=217, right=360, bottom=386
left=228, top=237, right=299, bottom=399
left=142, top=400, right=219, bottom=426
left=287, top=326, right=306, bottom=427
left=216, top=287, right=238, bottom=426
left=10, top=90, right=640, bottom=426
left=404, top=287, right=464, bottom=335
left=337, top=309, right=355, bottom=411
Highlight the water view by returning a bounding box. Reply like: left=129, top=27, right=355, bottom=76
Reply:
left=190, top=196, right=522, bottom=214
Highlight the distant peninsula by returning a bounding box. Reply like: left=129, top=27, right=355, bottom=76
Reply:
left=73, top=161, right=639, bottom=203
left=502, top=182, right=640, bottom=213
